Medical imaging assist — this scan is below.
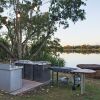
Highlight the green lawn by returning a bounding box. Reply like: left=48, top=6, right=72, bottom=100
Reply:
left=0, top=79, right=100, bottom=100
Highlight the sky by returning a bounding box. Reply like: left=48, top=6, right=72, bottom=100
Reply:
left=0, top=0, right=100, bottom=46
left=54, top=0, right=100, bottom=46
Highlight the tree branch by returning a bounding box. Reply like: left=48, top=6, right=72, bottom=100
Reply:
left=0, top=42, right=15, bottom=59
left=30, top=32, right=51, bottom=59
left=22, top=31, right=36, bottom=45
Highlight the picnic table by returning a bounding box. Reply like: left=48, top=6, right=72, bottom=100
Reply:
left=77, top=64, right=100, bottom=70
left=71, top=69, right=96, bottom=94
left=49, top=66, right=77, bottom=84
left=49, top=67, right=96, bottom=94
left=77, top=64, right=100, bottom=78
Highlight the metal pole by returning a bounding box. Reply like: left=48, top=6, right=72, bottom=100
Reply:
left=51, top=70, right=54, bottom=85
left=72, top=74, right=76, bottom=90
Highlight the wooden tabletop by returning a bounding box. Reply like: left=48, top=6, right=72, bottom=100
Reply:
left=77, top=64, right=100, bottom=70
left=71, top=69, right=96, bottom=74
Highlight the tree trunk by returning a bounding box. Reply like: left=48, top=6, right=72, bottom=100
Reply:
left=15, top=0, right=22, bottom=59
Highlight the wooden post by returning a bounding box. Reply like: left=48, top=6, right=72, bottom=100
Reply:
left=80, top=73, right=85, bottom=94
left=57, top=72, right=59, bottom=85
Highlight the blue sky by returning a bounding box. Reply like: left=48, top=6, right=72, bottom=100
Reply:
left=54, top=0, right=100, bottom=46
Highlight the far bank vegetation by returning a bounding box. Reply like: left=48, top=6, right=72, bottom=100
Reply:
left=63, top=45, right=100, bottom=54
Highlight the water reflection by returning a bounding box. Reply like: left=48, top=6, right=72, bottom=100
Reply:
left=60, top=53, right=100, bottom=68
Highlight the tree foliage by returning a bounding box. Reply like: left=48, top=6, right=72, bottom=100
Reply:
left=0, top=38, right=10, bottom=61
left=0, top=0, right=86, bottom=61
left=49, top=0, right=86, bottom=28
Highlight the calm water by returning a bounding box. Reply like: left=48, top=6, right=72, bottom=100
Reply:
left=60, top=53, right=100, bottom=68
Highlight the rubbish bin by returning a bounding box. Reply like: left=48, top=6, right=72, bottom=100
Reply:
left=0, top=63, right=23, bottom=92
left=14, top=60, right=51, bottom=82
left=33, top=62, right=51, bottom=82
left=14, top=60, right=34, bottom=79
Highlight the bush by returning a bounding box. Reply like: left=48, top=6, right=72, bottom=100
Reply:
left=31, top=52, right=65, bottom=67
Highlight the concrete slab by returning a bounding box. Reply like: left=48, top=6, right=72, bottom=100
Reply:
left=10, top=79, right=50, bottom=95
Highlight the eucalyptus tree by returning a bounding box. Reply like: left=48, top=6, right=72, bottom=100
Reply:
left=0, top=0, right=55, bottom=60
left=0, top=0, right=86, bottom=60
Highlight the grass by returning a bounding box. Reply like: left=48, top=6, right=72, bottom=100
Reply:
left=0, top=78, right=100, bottom=100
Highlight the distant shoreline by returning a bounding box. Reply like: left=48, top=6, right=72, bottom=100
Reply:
left=63, top=45, right=100, bottom=54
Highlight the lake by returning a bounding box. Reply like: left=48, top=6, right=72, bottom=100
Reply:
left=60, top=53, right=100, bottom=68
